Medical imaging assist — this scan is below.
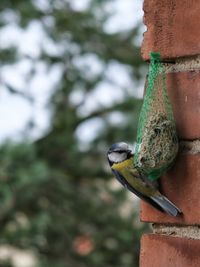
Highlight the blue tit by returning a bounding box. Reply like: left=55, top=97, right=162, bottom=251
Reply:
left=107, top=142, right=181, bottom=217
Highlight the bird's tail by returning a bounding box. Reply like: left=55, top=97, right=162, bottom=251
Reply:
left=151, top=195, right=182, bottom=217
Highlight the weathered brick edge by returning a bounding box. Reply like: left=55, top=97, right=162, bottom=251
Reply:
left=139, top=59, right=200, bottom=266
left=142, top=0, right=200, bottom=60
left=140, top=0, right=200, bottom=266
left=140, top=234, right=200, bottom=267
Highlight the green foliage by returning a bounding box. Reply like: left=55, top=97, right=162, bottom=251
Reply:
left=0, top=142, right=148, bottom=267
left=0, top=0, right=149, bottom=267
left=0, top=261, right=12, bottom=267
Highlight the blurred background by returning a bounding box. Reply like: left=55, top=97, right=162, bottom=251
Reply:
left=0, top=0, right=150, bottom=266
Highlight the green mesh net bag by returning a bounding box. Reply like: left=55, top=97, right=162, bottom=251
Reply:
left=134, top=52, right=178, bottom=181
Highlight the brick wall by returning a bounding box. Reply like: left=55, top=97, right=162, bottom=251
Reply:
left=140, top=1, right=200, bottom=266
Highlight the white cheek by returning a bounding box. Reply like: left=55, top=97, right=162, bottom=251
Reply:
left=108, top=152, right=126, bottom=163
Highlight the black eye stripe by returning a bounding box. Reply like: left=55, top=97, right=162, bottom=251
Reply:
left=113, top=150, right=126, bottom=153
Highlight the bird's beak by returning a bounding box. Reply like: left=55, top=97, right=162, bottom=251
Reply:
left=128, top=150, right=134, bottom=157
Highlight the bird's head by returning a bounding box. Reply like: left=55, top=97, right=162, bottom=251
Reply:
left=107, top=142, right=133, bottom=166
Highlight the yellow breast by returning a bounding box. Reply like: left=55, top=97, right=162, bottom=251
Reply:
left=112, top=158, right=133, bottom=171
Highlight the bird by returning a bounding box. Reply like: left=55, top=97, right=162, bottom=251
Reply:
left=107, top=142, right=181, bottom=217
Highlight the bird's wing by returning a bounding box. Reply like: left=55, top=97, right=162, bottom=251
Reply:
left=128, top=168, right=159, bottom=190
left=111, top=169, right=130, bottom=188
left=112, top=168, right=166, bottom=212
left=112, top=166, right=181, bottom=216
left=112, top=169, right=158, bottom=202
left=111, top=169, right=142, bottom=193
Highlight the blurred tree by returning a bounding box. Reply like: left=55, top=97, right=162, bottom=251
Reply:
left=0, top=0, right=149, bottom=267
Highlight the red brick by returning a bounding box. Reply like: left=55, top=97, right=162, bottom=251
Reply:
left=140, top=154, right=200, bottom=224
left=140, top=234, right=200, bottom=267
left=143, top=70, right=200, bottom=139
left=167, top=71, right=200, bottom=139
left=141, top=0, right=200, bottom=60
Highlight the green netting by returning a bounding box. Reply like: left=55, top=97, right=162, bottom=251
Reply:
left=134, top=52, right=178, bottom=181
